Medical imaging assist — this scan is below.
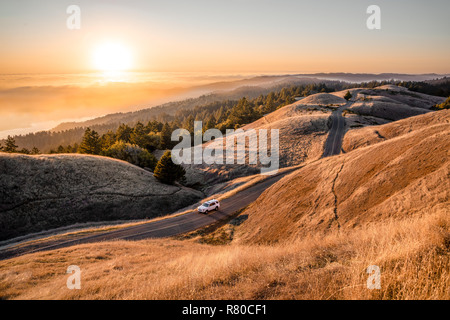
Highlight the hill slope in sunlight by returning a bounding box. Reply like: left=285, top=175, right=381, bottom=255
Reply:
left=235, top=110, right=450, bottom=244
left=0, top=112, right=449, bottom=300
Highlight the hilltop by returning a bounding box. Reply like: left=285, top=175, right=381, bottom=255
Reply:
left=184, top=85, right=445, bottom=185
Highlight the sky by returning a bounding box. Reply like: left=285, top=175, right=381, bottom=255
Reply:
left=0, top=0, right=449, bottom=137
left=1, top=0, right=450, bottom=74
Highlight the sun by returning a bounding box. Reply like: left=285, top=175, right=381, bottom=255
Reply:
left=92, top=42, right=132, bottom=72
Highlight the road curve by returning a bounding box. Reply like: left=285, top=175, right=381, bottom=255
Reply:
left=0, top=168, right=295, bottom=260
left=322, top=101, right=351, bottom=158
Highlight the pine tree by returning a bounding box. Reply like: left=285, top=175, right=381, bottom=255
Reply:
left=131, top=122, right=148, bottom=148
left=4, top=136, right=18, bottom=153
left=100, top=131, right=116, bottom=150
left=79, top=128, right=101, bottom=154
left=228, top=97, right=256, bottom=126
left=153, top=151, right=186, bottom=185
left=344, top=90, right=352, bottom=101
left=160, top=123, right=173, bottom=150
left=116, top=123, right=133, bottom=143
left=31, top=147, right=40, bottom=154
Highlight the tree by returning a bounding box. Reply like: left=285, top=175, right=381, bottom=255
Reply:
left=102, top=141, right=157, bottom=169
left=153, top=151, right=186, bottom=184
left=263, top=92, right=276, bottom=114
left=116, top=123, right=133, bottom=143
left=131, top=122, right=150, bottom=149
left=79, top=128, right=101, bottom=154
left=146, top=120, right=163, bottom=133
left=228, top=97, right=257, bottom=126
left=4, top=136, right=18, bottom=153
left=145, top=132, right=161, bottom=152
left=182, top=114, right=195, bottom=134
left=204, top=115, right=217, bottom=131
left=31, top=147, right=40, bottom=154
left=100, top=131, right=116, bottom=150
left=344, top=90, right=352, bottom=101
left=160, top=123, right=173, bottom=150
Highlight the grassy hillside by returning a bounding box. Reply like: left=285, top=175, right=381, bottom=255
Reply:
left=235, top=110, right=450, bottom=244
left=0, top=209, right=447, bottom=299
left=0, top=153, right=202, bottom=241
left=0, top=111, right=448, bottom=300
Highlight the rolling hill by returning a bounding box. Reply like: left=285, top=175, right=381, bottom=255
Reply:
left=0, top=153, right=202, bottom=241
left=0, top=86, right=448, bottom=300
left=234, top=110, right=450, bottom=244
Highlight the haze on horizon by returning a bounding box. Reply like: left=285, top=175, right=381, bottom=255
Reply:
left=0, top=0, right=449, bottom=137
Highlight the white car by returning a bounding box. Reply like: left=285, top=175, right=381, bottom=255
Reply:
left=197, top=199, right=220, bottom=213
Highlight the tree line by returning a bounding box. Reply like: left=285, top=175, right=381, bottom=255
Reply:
left=3, top=79, right=448, bottom=184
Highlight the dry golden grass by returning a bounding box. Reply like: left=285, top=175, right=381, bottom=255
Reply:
left=0, top=211, right=448, bottom=300
left=234, top=110, right=450, bottom=244
left=1, top=108, right=448, bottom=300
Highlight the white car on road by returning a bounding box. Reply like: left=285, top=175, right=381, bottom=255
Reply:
left=197, top=199, right=220, bottom=213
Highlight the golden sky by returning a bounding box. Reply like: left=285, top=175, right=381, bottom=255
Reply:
left=0, top=0, right=449, bottom=137
left=1, top=0, right=449, bottom=74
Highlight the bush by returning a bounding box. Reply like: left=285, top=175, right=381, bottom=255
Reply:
left=102, top=141, right=157, bottom=170
left=431, top=96, right=450, bottom=110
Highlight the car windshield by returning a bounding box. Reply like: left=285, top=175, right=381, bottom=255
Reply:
left=202, top=203, right=210, bottom=207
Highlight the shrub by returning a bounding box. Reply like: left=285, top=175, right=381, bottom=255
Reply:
left=102, top=141, right=157, bottom=169
left=431, top=96, right=450, bottom=110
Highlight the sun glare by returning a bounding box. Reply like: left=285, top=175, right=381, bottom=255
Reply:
left=92, top=42, right=132, bottom=72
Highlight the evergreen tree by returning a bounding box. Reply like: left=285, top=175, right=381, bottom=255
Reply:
left=263, top=92, right=276, bottom=114
left=228, top=97, right=256, bottom=126
left=160, top=123, right=173, bottom=150
left=182, top=114, right=195, bottom=133
left=204, top=115, right=217, bottom=131
left=100, top=131, right=116, bottom=150
left=131, top=122, right=149, bottom=149
left=4, top=136, right=18, bottom=153
left=344, top=90, right=352, bottom=100
left=31, top=147, right=40, bottom=154
left=153, top=151, right=186, bottom=185
left=116, top=123, right=133, bottom=143
left=79, top=128, right=101, bottom=154
left=146, top=120, right=163, bottom=133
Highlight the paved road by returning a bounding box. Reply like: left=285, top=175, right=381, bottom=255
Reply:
left=322, top=102, right=351, bottom=157
left=0, top=168, right=295, bottom=260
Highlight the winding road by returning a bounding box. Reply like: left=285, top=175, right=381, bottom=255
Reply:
left=0, top=169, right=294, bottom=260
left=0, top=102, right=350, bottom=260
